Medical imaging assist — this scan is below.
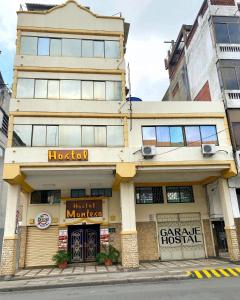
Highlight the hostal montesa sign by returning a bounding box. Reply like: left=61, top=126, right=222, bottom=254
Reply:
left=66, top=200, right=103, bottom=219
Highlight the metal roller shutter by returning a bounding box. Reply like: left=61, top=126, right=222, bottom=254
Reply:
left=157, top=213, right=205, bottom=261
left=25, top=226, right=58, bottom=267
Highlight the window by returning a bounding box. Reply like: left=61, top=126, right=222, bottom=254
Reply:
left=94, top=81, right=105, bottom=100
left=32, top=126, right=46, bottom=146
left=59, top=125, right=81, bottom=147
left=50, top=39, right=61, bottom=56
left=82, top=81, right=94, bottom=100
left=82, top=126, right=94, bottom=146
left=20, top=36, right=38, bottom=55
left=106, top=81, right=121, bottom=101
left=215, top=23, right=230, bottom=43
left=48, top=80, right=60, bottom=99
left=185, top=126, right=201, bottom=146
left=105, top=41, right=120, bottom=59
left=91, top=188, right=112, bottom=197
left=71, top=189, right=86, bottom=198
left=62, top=39, right=81, bottom=57
left=166, top=186, right=194, bottom=203
left=13, top=125, right=32, bottom=146
left=35, top=79, right=48, bottom=98
left=221, top=67, right=239, bottom=90
left=60, top=80, right=81, bottom=99
left=236, top=189, right=240, bottom=214
left=82, top=40, right=93, bottom=57
left=214, top=19, right=240, bottom=44
left=136, top=187, right=164, bottom=204
left=107, top=126, right=124, bottom=146
left=156, top=126, right=184, bottom=147
left=38, top=37, right=50, bottom=56
left=94, top=126, right=107, bottom=146
left=17, top=79, right=35, bottom=98
left=31, top=190, right=61, bottom=204
left=200, top=125, right=218, bottom=145
left=46, top=126, right=59, bottom=146
left=142, top=127, right=156, bottom=145
left=232, top=123, right=240, bottom=149
left=93, top=40, right=104, bottom=57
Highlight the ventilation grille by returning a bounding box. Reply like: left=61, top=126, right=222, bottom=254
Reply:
left=219, top=45, right=240, bottom=52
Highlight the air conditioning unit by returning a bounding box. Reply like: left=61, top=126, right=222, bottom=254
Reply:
left=201, top=144, right=216, bottom=157
left=141, top=146, right=156, bottom=159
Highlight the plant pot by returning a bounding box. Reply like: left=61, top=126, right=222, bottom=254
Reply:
left=104, top=258, right=113, bottom=266
left=58, top=261, right=68, bottom=269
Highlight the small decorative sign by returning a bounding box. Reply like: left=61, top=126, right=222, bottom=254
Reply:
left=35, top=212, right=52, bottom=229
left=58, top=229, right=68, bottom=251
left=66, top=200, right=103, bottom=219
left=48, top=150, right=88, bottom=162
left=100, top=228, right=109, bottom=245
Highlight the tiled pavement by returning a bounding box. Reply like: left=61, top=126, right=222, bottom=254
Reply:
left=15, top=259, right=231, bottom=279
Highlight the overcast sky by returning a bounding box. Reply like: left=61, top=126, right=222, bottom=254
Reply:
left=0, top=0, right=202, bottom=100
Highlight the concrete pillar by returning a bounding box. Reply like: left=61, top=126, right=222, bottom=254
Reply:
left=218, top=179, right=240, bottom=261
left=120, top=181, right=139, bottom=268
left=0, top=184, right=20, bottom=276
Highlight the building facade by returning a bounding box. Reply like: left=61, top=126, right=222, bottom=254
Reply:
left=0, top=72, right=10, bottom=259
left=164, top=0, right=240, bottom=255
left=0, top=0, right=240, bottom=276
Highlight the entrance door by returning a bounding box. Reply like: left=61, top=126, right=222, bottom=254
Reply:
left=212, top=220, right=228, bottom=256
left=68, top=224, right=100, bottom=263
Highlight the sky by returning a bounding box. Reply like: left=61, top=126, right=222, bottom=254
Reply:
left=0, top=0, right=203, bottom=101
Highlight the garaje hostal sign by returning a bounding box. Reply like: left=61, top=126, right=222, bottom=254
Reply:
left=48, top=150, right=88, bottom=161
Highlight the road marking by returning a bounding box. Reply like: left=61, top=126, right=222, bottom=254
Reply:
left=235, top=268, right=240, bottom=273
left=210, top=269, right=221, bottom=278
left=194, top=270, right=203, bottom=279
left=226, top=268, right=239, bottom=277
left=202, top=270, right=212, bottom=278
left=217, top=269, right=230, bottom=277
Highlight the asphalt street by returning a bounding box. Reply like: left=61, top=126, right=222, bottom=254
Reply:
left=0, top=278, right=239, bottom=300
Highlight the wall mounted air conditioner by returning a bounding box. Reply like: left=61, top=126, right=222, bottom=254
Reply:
left=141, top=146, right=156, bottom=159
left=201, top=144, right=216, bottom=157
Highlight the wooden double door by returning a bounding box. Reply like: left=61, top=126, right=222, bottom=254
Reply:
left=68, top=224, right=100, bottom=263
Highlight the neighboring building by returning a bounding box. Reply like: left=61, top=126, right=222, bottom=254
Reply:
left=164, top=0, right=240, bottom=256
left=0, top=72, right=10, bottom=259
left=0, top=0, right=239, bottom=276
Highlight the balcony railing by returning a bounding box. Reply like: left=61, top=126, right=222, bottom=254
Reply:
left=224, top=90, right=240, bottom=108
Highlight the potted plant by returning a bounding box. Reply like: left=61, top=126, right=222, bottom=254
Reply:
left=96, top=244, right=120, bottom=266
left=52, top=250, right=70, bottom=269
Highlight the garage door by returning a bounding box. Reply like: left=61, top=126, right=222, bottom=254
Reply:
left=157, top=213, right=205, bottom=261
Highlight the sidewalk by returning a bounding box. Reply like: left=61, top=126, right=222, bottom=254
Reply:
left=0, top=259, right=238, bottom=292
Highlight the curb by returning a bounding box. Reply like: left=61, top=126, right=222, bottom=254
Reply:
left=0, top=274, right=190, bottom=293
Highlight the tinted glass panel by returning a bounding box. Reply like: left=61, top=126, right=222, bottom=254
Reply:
left=17, top=79, right=35, bottom=98
left=136, top=187, right=164, bottom=204
left=31, top=190, right=61, bottom=204
left=179, top=187, right=194, bottom=203
left=200, top=126, right=218, bottom=145
left=71, top=189, right=86, bottom=198
left=228, top=23, right=240, bottom=43
left=105, top=41, right=120, bottom=58
left=232, top=123, right=240, bottom=149
left=20, top=36, right=38, bottom=55
left=35, top=79, right=47, bottom=98
left=142, top=127, right=156, bottom=145
left=94, top=126, right=107, bottom=146
left=62, top=39, right=81, bottom=56
left=156, top=127, right=170, bottom=146
left=106, top=81, right=121, bottom=101
left=47, top=126, right=59, bottom=146
left=167, top=186, right=194, bottom=203
left=94, top=82, right=105, bottom=100
left=32, top=126, right=46, bottom=146
left=94, top=40, right=104, bottom=57
left=60, top=80, right=81, bottom=99
left=38, top=38, right=50, bottom=55
left=185, top=126, right=201, bottom=146
left=82, top=126, right=94, bottom=146
left=13, top=125, right=32, bottom=147
left=82, top=81, right=93, bottom=99
left=215, top=23, right=230, bottom=43
left=59, top=126, right=81, bottom=147
left=82, top=40, right=93, bottom=57
left=170, top=127, right=184, bottom=146
left=221, top=67, right=239, bottom=89
left=166, top=187, right=180, bottom=203
left=48, top=80, right=60, bottom=99
left=107, top=126, right=124, bottom=146
left=50, top=39, right=62, bottom=56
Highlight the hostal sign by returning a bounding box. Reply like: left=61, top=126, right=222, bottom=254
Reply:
left=48, top=150, right=88, bottom=161
left=66, top=200, right=103, bottom=219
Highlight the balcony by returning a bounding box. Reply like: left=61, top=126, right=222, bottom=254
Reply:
left=224, top=90, right=240, bottom=108
left=216, top=44, right=240, bottom=60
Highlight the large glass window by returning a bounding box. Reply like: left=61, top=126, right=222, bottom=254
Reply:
left=59, top=126, right=81, bottom=147
left=32, top=126, right=46, bottom=146
left=13, top=125, right=32, bottom=147
left=31, top=190, right=61, bottom=204
left=91, top=188, right=112, bottom=197
left=82, top=40, right=93, bottom=57
left=82, top=126, right=94, bottom=146
left=107, top=126, right=124, bottom=146
left=48, top=80, right=60, bottom=99
left=185, top=126, right=201, bottom=146
left=94, top=126, right=107, bottom=146
left=46, top=126, right=59, bottom=146
left=221, top=67, right=239, bottom=90
left=62, top=39, right=81, bottom=57
left=35, top=79, right=48, bottom=99
left=228, top=23, right=240, bottom=43
left=60, top=80, right=81, bottom=99
left=94, top=81, right=105, bottom=100
left=38, top=37, right=50, bottom=56
left=135, top=187, right=164, bottom=204
left=50, top=38, right=62, bottom=56
left=106, top=81, right=122, bottom=101
left=105, top=41, right=120, bottom=59
left=20, top=36, right=38, bottom=55
left=200, top=125, right=218, bottom=145
left=166, top=186, right=194, bottom=203
left=156, top=127, right=170, bottom=146
left=93, top=40, right=104, bottom=57
left=142, top=127, right=156, bottom=145
left=17, top=79, right=35, bottom=98
left=82, top=81, right=93, bottom=100
left=215, top=23, right=230, bottom=44
left=214, top=20, right=240, bottom=44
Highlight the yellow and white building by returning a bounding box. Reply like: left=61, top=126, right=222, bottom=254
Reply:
left=1, top=0, right=240, bottom=276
